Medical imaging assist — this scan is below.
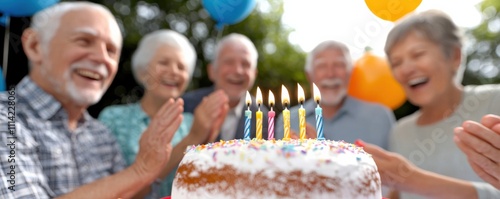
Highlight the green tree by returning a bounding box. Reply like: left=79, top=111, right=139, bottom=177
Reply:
left=79, top=0, right=307, bottom=116
left=463, top=0, right=500, bottom=85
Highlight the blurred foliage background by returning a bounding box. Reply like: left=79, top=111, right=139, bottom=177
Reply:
left=463, top=0, right=500, bottom=85
left=1, top=0, right=499, bottom=119
left=82, top=0, right=308, bottom=116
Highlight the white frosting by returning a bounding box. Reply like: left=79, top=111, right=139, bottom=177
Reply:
left=172, top=139, right=381, bottom=199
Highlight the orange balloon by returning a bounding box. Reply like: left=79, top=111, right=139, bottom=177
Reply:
left=365, top=0, right=422, bottom=22
left=348, top=49, right=406, bottom=110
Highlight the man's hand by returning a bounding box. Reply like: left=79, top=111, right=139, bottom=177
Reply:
left=132, top=98, right=184, bottom=181
left=290, top=123, right=317, bottom=139
left=190, top=90, right=229, bottom=144
left=454, top=114, right=500, bottom=189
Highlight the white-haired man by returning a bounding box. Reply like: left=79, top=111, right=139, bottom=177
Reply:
left=0, top=2, right=182, bottom=198
left=276, top=40, right=395, bottom=149
left=183, top=33, right=268, bottom=140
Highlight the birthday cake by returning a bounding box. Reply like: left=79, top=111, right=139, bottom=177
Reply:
left=171, top=139, right=381, bottom=199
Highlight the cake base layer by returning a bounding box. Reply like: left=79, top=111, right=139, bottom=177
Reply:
left=172, top=139, right=382, bottom=199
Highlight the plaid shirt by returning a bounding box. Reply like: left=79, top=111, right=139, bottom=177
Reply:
left=0, top=77, right=126, bottom=198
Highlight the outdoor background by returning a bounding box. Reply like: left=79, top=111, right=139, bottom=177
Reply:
left=0, top=0, right=499, bottom=120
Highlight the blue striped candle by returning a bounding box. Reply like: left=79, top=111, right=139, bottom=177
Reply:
left=244, top=109, right=252, bottom=141
left=313, top=83, right=324, bottom=140
left=316, top=106, right=324, bottom=140
left=244, top=91, right=252, bottom=141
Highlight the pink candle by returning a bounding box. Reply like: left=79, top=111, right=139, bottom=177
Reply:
left=268, top=90, right=276, bottom=140
left=268, top=108, right=275, bottom=140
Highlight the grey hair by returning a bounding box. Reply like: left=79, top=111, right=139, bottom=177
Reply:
left=131, top=29, right=197, bottom=86
left=212, top=33, right=258, bottom=69
left=384, top=10, right=464, bottom=84
left=30, top=2, right=122, bottom=51
left=305, top=40, right=353, bottom=73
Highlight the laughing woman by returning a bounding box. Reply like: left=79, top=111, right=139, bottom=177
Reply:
left=98, top=30, right=228, bottom=198
left=358, top=10, right=500, bottom=199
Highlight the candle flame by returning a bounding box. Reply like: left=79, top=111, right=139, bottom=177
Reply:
left=313, top=83, right=321, bottom=103
left=297, top=83, right=305, bottom=103
left=246, top=91, right=251, bottom=106
left=281, top=85, right=290, bottom=106
left=268, top=90, right=275, bottom=107
left=256, top=87, right=263, bottom=105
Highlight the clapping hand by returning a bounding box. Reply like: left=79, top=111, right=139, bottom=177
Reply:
left=454, top=114, right=500, bottom=189
left=191, top=90, right=229, bottom=144
left=133, top=98, right=184, bottom=180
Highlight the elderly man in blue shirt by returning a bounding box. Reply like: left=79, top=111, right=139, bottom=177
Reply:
left=276, top=40, right=395, bottom=149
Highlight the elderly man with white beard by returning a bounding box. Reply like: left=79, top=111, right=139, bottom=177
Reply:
left=276, top=40, right=395, bottom=150
left=0, top=2, right=183, bottom=198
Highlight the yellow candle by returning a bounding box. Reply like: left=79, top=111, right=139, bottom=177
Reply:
left=256, top=87, right=263, bottom=140
left=297, top=84, right=306, bottom=140
left=282, top=85, right=291, bottom=141
left=256, top=111, right=262, bottom=140
left=283, top=109, right=290, bottom=140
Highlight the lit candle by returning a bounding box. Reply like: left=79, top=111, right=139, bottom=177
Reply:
left=297, top=84, right=306, bottom=140
left=268, top=90, right=275, bottom=140
left=255, top=87, right=263, bottom=140
left=281, top=85, right=291, bottom=141
left=313, top=83, right=325, bottom=140
left=244, top=91, right=252, bottom=141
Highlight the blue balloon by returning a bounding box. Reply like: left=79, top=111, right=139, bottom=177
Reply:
left=0, top=15, right=7, bottom=26
left=202, top=0, right=257, bottom=29
left=0, top=0, right=59, bottom=17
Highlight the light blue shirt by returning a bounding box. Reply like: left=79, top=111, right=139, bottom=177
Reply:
left=276, top=96, right=395, bottom=149
left=98, top=102, right=193, bottom=197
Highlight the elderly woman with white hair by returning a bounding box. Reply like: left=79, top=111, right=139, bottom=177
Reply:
left=98, top=29, right=229, bottom=197
left=357, top=10, right=500, bottom=199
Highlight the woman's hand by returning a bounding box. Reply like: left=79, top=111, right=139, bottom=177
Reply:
left=454, top=114, right=500, bottom=189
left=356, top=140, right=419, bottom=190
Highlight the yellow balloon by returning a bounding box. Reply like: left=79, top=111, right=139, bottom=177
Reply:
left=365, top=0, right=422, bottom=22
